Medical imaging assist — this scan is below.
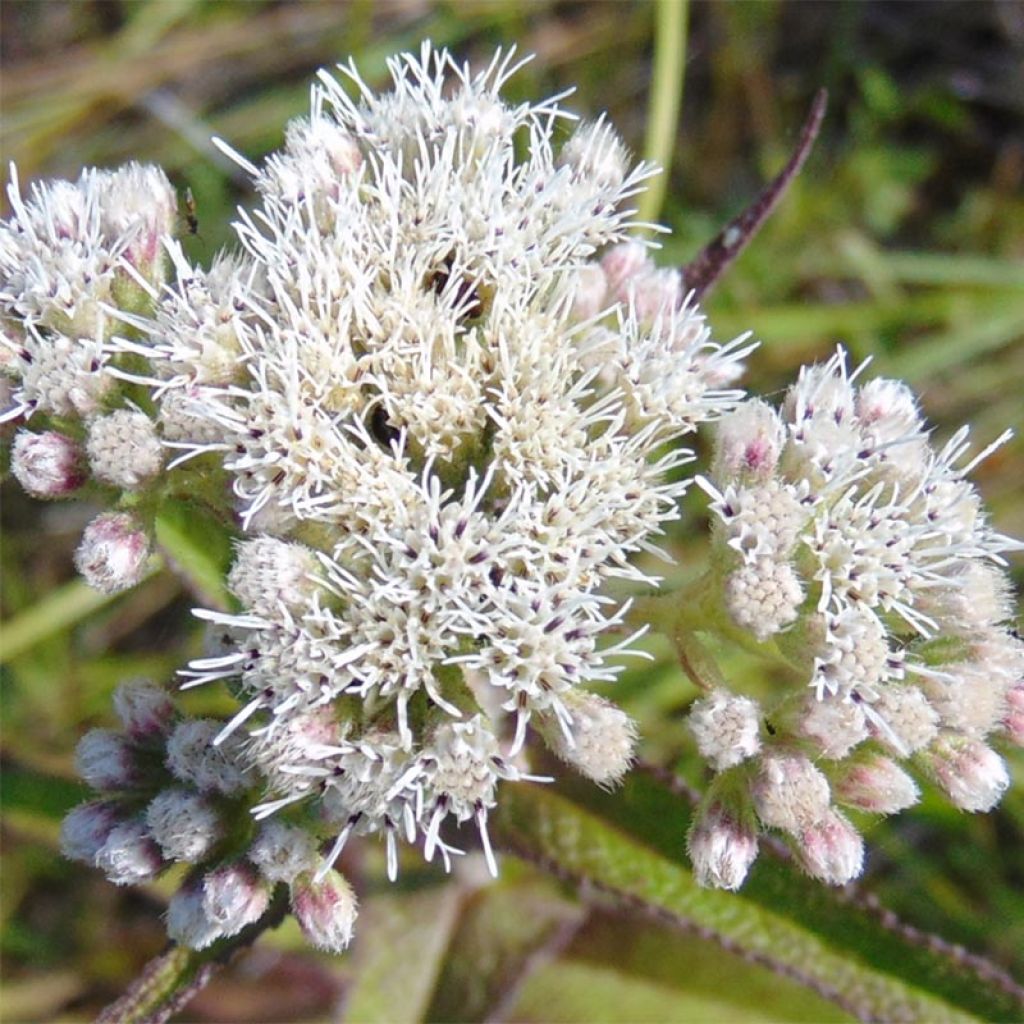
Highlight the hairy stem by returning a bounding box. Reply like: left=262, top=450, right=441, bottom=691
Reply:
left=95, top=893, right=288, bottom=1024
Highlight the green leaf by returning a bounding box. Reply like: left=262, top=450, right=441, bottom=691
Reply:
left=492, top=778, right=1024, bottom=1023
left=153, top=499, right=236, bottom=611
left=426, top=878, right=585, bottom=1023
left=341, top=885, right=463, bottom=1024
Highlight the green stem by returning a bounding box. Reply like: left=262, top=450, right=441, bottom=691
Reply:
left=638, top=0, right=689, bottom=226
left=0, top=561, right=161, bottom=665
left=95, top=894, right=288, bottom=1024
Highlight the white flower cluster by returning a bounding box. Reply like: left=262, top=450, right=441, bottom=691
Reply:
left=687, top=349, right=1023, bottom=888
left=99, top=44, right=748, bottom=881
left=62, top=681, right=357, bottom=952
left=1, top=163, right=180, bottom=591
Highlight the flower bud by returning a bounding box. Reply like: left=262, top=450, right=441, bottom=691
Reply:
left=629, top=267, right=683, bottom=322
left=542, top=692, right=637, bottom=788
left=724, top=558, right=804, bottom=642
left=868, top=684, right=939, bottom=756
left=752, top=753, right=831, bottom=833
left=249, top=820, right=319, bottom=883
left=833, top=754, right=919, bottom=814
left=570, top=263, right=608, bottom=321
left=793, top=809, right=864, bottom=885
left=687, top=797, right=759, bottom=890
left=711, top=400, right=786, bottom=482
left=11, top=429, right=86, bottom=498
left=794, top=694, right=867, bottom=760
left=290, top=868, right=358, bottom=953
left=167, top=878, right=225, bottom=950
left=95, top=819, right=164, bottom=885
left=86, top=410, right=164, bottom=489
left=74, top=512, right=150, bottom=594
left=920, top=737, right=1009, bottom=812
left=145, top=788, right=224, bottom=863
left=165, top=719, right=253, bottom=796
left=1004, top=684, right=1024, bottom=746
left=687, top=690, right=762, bottom=772
left=601, top=241, right=652, bottom=300
left=75, top=728, right=141, bottom=790
left=202, top=862, right=271, bottom=938
left=113, top=680, right=176, bottom=741
left=60, top=799, right=124, bottom=864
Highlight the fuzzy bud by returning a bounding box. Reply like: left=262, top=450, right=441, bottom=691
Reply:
left=920, top=737, right=1009, bottom=812
left=687, top=798, right=760, bottom=891
left=113, top=680, right=176, bottom=742
left=202, top=861, right=271, bottom=938
left=724, top=558, right=804, bottom=642
left=290, top=869, right=359, bottom=953
left=600, top=241, right=652, bottom=299
left=1004, top=684, right=1024, bottom=746
left=832, top=754, right=919, bottom=814
left=543, top=693, right=637, bottom=787
left=75, top=728, right=141, bottom=791
left=794, top=694, right=868, bottom=760
left=752, top=753, right=831, bottom=833
left=868, top=685, right=940, bottom=756
left=145, top=788, right=224, bottom=863
left=74, top=512, right=150, bottom=594
left=60, top=799, right=124, bottom=864
left=712, top=400, right=787, bottom=482
left=227, top=537, right=321, bottom=617
left=570, top=263, right=609, bottom=321
left=86, top=410, right=164, bottom=489
left=166, top=878, right=224, bottom=950
left=95, top=819, right=164, bottom=885
left=687, top=690, right=762, bottom=771
left=11, top=429, right=86, bottom=498
left=248, top=820, right=319, bottom=883
left=165, top=719, right=253, bottom=796
left=793, top=809, right=864, bottom=885
left=558, top=119, right=630, bottom=191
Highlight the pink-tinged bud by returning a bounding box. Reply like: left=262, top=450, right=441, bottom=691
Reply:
left=113, top=680, right=176, bottom=742
left=86, top=410, right=164, bottom=490
left=920, top=737, right=1009, bottom=812
left=711, top=400, right=786, bottom=482
left=687, top=690, right=762, bottom=772
left=60, top=799, right=124, bottom=864
left=570, top=263, right=609, bottom=321
left=75, top=728, right=140, bottom=790
left=687, top=799, right=760, bottom=890
left=601, top=241, right=652, bottom=299
left=833, top=754, right=919, bottom=814
left=95, top=819, right=164, bottom=885
left=202, top=862, right=271, bottom=939
left=290, top=869, right=359, bottom=953
left=167, top=878, right=225, bottom=950
left=794, top=809, right=864, bottom=885
left=629, top=267, right=683, bottom=322
left=11, top=429, right=86, bottom=498
left=1004, top=685, right=1024, bottom=746
left=751, top=753, right=831, bottom=833
left=74, top=512, right=150, bottom=594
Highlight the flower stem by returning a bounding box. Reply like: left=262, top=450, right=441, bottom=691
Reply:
left=638, top=0, right=689, bottom=226
left=95, top=893, right=288, bottom=1024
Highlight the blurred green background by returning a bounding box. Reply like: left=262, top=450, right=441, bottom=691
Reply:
left=2, top=1, right=1022, bottom=1020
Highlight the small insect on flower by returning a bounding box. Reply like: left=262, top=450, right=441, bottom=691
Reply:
left=182, top=187, right=199, bottom=237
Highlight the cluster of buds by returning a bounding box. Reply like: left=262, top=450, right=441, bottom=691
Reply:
left=61, top=681, right=358, bottom=952
left=685, top=350, right=1022, bottom=888
left=1, top=163, right=184, bottom=592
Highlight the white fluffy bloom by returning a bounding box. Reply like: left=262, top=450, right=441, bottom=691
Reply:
left=110, top=44, right=751, bottom=881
